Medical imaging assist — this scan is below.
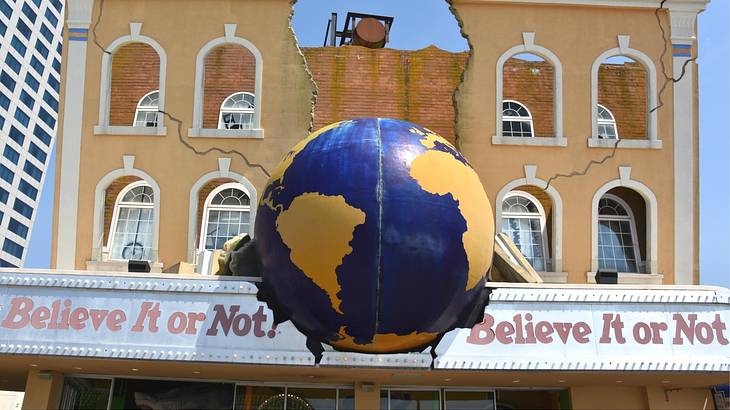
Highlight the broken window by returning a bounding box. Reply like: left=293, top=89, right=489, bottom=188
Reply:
left=109, top=43, right=160, bottom=127
left=597, top=104, right=618, bottom=139
left=202, top=44, right=257, bottom=130
left=133, top=90, right=159, bottom=127
left=501, top=53, right=554, bottom=138
left=597, top=55, right=648, bottom=139
left=502, top=100, right=534, bottom=138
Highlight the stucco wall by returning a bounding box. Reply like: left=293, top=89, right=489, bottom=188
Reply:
left=452, top=0, right=678, bottom=283
left=55, top=0, right=314, bottom=269
left=53, top=0, right=697, bottom=284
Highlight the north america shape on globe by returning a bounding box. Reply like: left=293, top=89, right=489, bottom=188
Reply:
left=255, top=118, right=494, bottom=353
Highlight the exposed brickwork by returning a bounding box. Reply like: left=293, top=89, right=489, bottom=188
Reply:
left=103, top=176, right=142, bottom=244
left=302, top=45, right=467, bottom=144
left=503, top=58, right=555, bottom=137
left=195, top=178, right=237, bottom=246
left=202, top=45, right=256, bottom=129
left=109, top=43, right=160, bottom=126
left=598, top=62, right=648, bottom=139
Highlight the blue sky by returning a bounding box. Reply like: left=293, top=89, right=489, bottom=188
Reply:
left=26, top=1, right=729, bottom=287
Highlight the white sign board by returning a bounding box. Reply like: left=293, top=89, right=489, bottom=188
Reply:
left=0, top=271, right=431, bottom=367
left=435, top=287, right=730, bottom=372
left=1, top=272, right=728, bottom=372
left=0, top=274, right=316, bottom=365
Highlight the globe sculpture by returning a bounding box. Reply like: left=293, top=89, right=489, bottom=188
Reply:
left=255, top=118, right=494, bottom=353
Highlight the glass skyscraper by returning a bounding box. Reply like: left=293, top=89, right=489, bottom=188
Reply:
left=0, top=0, right=63, bottom=266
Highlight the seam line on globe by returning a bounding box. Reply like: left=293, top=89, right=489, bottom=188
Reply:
left=373, top=118, right=384, bottom=337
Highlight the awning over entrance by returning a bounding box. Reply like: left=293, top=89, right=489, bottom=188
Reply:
left=1, top=269, right=728, bottom=373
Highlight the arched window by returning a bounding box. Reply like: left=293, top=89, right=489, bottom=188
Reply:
left=218, top=92, right=255, bottom=130
left=597, top=104, right=618, bottom=140
left=502, top=100, right=534, bottom=138
left=107, top=181, right=155, bottom=261
left=501, top=191, right=548, bottom=271
left=597, top=194, right=641, bottom=273
left=200, top=183, right=251, bottom=250
left=133, top=90, right=159, bottom=127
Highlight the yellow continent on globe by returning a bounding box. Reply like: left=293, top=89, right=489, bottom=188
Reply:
left=275, top=192, right=366, bottom=314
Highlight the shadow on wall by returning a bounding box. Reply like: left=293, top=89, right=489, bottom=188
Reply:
left=290, top=0, right=469, bottom=145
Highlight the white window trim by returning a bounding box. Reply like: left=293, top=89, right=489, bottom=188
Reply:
left=591, top=166, right=659, bottom=277
left=596, top=193, right=643, bottom=274
left=501, top=190, right=550, bottom=272
left=188, top=24, right=264, bottom=139
left=198, top=182, right=253, bottom=251
left=95, top=22, right=167, bottom=136
left=589, top=35, right=659, bottom=148
left=495, top=165, right=564, bottom=274
left=494, top=32, right=565, bottom=146
left=106, top=181, right=155, bottom=261
left=91, top=157, right=161, bottom=264
left=187, top=159, right=258, bottom=262
left=501, top=99, right=534, bottom=138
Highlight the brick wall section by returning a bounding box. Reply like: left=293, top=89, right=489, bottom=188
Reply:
left=202, top=45, right=256, bottom=129
left=503, top=58, right=555, bottom=137
left=109, top=43, right=160, bottom=126
left=103, top=176, right=142, bottom=244
left=302, top=45, right=467, bottom=144
left=598, top=62, right=648, bottom=139
left=196, top=178, right=237, bottom=246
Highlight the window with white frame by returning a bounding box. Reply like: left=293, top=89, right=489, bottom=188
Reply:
left=501, top=191, right=548, bottom=271
left=200, top=183, right=251, bottom=250
left=502, top=100, right=534, bottom=137
left=597, top=104, right=618, bottom=139
left=597, top=194, right=642, bottom=273
left=218, top=92, right=255, bottom=130
left=108, top=181, right=154, bottom=261
left=133, top=90, right=159, bottom=127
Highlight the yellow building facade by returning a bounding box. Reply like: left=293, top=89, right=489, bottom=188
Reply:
left=0, top=0, right=727, bottom=409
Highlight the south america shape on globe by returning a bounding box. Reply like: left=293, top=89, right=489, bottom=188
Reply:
left=255, top=118, right=494, bottom=353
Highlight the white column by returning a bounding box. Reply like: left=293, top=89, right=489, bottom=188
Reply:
left=55, top=0, right=94, bottom=269
left=669, top=6, right=703, bottom=284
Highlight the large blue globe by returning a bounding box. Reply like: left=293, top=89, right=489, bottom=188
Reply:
left=255, top=118, right=494, bottom=353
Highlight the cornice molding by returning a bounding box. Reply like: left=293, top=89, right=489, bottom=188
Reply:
left=66, top=0, right=94, bottom=27
left=451, top=0, right=708, bottom=11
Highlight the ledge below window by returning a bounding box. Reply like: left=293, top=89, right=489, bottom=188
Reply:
left=188, top=128, right=264, bottom=139
left=537, top=271, right=568, bottom=284
left=587, top=138, right=662, bottom=149
left=94, top=125, right=167, bottom=136
left=86, top=259, right=163, bottom=273
left=492, top=135, right=567, bottom=147
left=586, top=271, right=664, bottom=285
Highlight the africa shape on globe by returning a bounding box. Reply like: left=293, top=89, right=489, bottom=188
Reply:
left=255, top=118, right=494, bottom=353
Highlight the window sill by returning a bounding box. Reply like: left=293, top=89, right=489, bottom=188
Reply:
left=587, top=138, right=662, bottom=149
left=94, top=125, right=167, bottom=136
left=492, top=135, right=567, bottom=147
left=586, top=271, right=664, bottom=285
left=537, top=271, right=568, bottom=284
left=86, top=259, right=164, bottom=273
left=188, top=128, right=264, bottom=139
